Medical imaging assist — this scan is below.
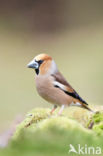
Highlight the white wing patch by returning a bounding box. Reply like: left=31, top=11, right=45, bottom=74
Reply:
left=70, top=102, right=82, bottom=107
left=53, top=81, right=66, bottom=90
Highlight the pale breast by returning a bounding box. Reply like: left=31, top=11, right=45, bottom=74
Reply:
left=35, top=75, right=73, bottom=106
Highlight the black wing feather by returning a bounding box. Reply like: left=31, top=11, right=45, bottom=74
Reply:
left=54, top=85, right=88, bottom=105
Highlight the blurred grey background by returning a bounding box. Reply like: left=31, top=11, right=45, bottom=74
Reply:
left=0, top=0, right=103, bottom=132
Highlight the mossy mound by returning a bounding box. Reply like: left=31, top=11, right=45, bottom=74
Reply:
left=88, top=111, right=103, bottom=135
left=0, top=107, right=103, bottom=156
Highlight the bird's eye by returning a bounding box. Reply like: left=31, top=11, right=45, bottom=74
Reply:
left=38, top=60, right=44, bottom=65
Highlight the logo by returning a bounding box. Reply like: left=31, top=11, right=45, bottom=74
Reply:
left=68, top=144, right=102, bottom=155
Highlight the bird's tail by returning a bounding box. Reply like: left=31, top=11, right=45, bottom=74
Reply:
left=82, top=103, right=94, bottom=113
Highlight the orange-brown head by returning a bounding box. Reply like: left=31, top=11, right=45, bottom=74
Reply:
left=27, top=54, right=57, bottom=75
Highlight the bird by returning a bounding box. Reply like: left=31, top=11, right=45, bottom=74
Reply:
left=27, top=53, right=93, bottom=115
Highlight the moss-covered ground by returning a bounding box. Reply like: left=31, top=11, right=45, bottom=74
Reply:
left=0, top=107, right=103, bottom=156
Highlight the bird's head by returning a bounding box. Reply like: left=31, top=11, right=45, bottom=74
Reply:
left=27, top=54, right=57, bottom=75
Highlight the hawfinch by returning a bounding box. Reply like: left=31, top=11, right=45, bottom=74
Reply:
left=27, top=54, right=93, bottom=115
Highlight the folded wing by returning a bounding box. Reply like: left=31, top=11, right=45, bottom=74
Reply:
left=51, top=71, right=88, bottom=105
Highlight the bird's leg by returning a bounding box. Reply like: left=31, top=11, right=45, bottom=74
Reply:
left=58, top=105, right=65, bottom=115
left=50, top=105, right=57, bottom=114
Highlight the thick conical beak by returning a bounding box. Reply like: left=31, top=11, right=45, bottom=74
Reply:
left=27, top=60, right=39, bottom=69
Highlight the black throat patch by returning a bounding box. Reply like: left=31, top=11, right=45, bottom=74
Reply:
left=35, top=69, right=39, bottom=75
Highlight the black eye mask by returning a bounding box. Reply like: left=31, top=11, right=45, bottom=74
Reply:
left=37, top=60, right=44, bottom=66
left=35, top=60, right=44, bottom=75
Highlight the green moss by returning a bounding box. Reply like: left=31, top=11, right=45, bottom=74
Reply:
left=93, top=123, right=103, bottom=135
left=87, top=111, right=103, bottom=135
left=14, top=108, right=103, bottom=139
left=1, top=108, right=103, bottom=156
left=13, top=108, right=50, bottom=139
left=93, top=112, right=103, bottom=123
